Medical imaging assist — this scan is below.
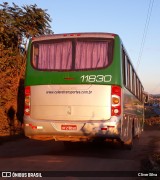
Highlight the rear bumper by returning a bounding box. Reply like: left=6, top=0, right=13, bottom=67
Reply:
left=23, top=116, right=121, bottom=141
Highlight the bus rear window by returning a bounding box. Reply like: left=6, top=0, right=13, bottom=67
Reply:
left=32, top=39, right=113, bottom=71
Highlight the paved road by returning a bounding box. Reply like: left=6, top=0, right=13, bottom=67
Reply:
left=0, top=127, right=160, bottom=180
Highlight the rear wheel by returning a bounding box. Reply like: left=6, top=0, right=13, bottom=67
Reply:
left=134, top=127, right=141, bottom=139
left=121, top=126, right=133, bottom=150
left=122, top=136, right=133, bottom=150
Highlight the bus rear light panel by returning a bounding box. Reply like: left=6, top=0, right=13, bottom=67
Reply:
left=24, top=86, right=31, bottom=116
left=111, top=85, right=121, bottom=116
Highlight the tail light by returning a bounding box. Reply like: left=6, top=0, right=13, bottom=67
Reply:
left=111, top=85, right=121, bottom=116
left=24, top=86, right=31, bottom=116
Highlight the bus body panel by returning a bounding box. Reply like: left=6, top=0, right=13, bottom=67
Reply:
left=24, top=115, right=121, bottom=141
left=30, top=85, right=111, bottom=120
left=121, top=88, right=144, bottom=142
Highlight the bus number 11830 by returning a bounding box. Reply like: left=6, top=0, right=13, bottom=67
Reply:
left=80, top=75, right=112, bottom=83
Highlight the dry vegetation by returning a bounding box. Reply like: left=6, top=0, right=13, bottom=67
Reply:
left=144, top=105, right=160, bottom=126
left=0, top=47, right=25, bottom=136
left=0, top=2, right=53, bottom=136
left=143, top=106, right=160, bottom=170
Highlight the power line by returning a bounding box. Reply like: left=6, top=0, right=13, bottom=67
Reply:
left=136, top=0, right=154, bottom=71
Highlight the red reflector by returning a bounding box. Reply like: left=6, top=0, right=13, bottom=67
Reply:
left=64, top=77, right=75, bottom=80
left=32, top=126, right=37, bottom=129
left=70, top=34, right=74, bottom=36
left=77, top=34, right=81, bottom=36
left=63, top=34, right=67, bottom=36
left=25, top=86, right=30, bottom=95
left=112, top=86, right=121, bottom=96
left=101, top=127, right=107, bottom=130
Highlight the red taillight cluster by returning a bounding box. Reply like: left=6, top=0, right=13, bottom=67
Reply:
left=111, top=85, right=121, bottom=116
left=24, top=86, right=30, bottom=116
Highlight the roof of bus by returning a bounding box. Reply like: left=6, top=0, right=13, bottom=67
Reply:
left=31, top=32, right=118, bottom=42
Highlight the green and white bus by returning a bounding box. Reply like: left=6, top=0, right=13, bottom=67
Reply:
left=24, top=32, right=144, bottom=148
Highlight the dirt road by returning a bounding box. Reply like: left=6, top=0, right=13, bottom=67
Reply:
left=0, top=125, right=159, bottom=180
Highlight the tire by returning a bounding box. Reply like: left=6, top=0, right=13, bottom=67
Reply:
left=123, top=137, right=133, bottom=150
left=121, top=127, right=133, bottom=150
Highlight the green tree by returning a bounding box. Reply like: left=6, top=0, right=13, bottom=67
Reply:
left=0, top=2, right=53, bottom=49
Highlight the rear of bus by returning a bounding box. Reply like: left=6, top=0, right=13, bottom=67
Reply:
left=24, top=33, right=122, bottom=142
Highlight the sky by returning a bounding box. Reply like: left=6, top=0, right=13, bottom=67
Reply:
left=3, top=0, right=160, bottom=94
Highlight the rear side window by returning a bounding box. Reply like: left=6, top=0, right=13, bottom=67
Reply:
left=32, top=39, right=114, bottom=71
